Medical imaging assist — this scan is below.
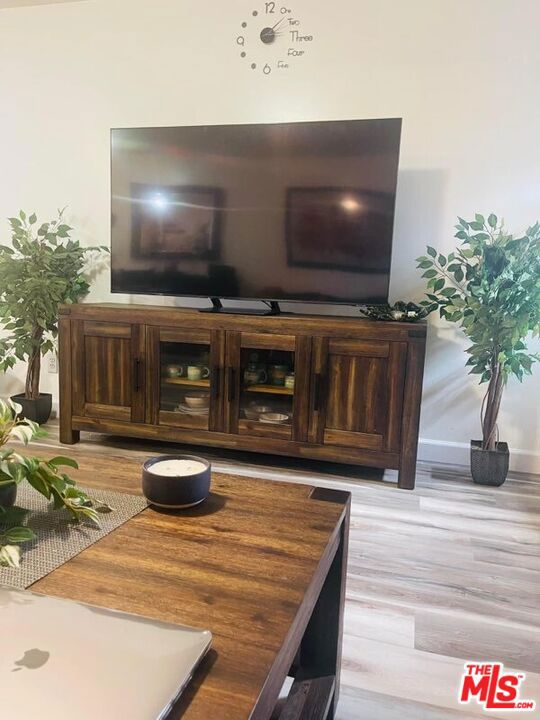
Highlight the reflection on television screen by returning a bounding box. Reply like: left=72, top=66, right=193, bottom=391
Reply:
left=111, top=119, right=402, bottom=304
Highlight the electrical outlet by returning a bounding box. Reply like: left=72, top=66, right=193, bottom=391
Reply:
left=48, top=354, right=58, bottom=374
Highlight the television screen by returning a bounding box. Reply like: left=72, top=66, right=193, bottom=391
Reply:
left=111, top=118, right=402, bottom=304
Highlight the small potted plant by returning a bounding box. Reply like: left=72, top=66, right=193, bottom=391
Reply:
left=417, top=213, right=539, bottom=486
left=0, top=398, right=99, bottom=567
left=0, top=210, right=107, bottom=423
left=359, top=301, right=430, bottom=322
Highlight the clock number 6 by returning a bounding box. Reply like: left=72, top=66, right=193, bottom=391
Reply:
left=265, top=2, right=275, bottom=13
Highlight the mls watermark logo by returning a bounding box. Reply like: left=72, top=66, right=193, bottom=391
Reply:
left=459, top=663, right=536, bottom=712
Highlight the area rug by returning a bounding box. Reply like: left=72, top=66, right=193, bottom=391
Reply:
left=0, top=484, right=148, bottom=590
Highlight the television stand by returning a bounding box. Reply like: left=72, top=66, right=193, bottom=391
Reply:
left=58, top=302, right=427, bottom=490
left=200, top=298, right=283, bottom=316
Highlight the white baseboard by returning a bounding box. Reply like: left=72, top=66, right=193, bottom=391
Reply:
left=418, top=437, right=540, bottom=475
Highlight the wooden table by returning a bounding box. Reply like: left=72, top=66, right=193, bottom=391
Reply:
left=31, top=452, right=351, bottom=720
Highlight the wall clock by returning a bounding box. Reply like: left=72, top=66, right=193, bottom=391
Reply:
left=236, top=3, right=314, bottom=75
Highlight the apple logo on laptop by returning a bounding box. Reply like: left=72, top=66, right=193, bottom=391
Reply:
left=12, top=649, right=50, bottom=672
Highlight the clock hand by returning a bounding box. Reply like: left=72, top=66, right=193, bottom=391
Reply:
left=271, top=17, right=287, bottom=31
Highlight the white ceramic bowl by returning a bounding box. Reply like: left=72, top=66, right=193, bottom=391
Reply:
left=184, top=392, right=210, bottom=409
left=259, top=412, right=289, bottom=425
left=252, top=404, right=273, bottom=413
left=244, top=404, right=273, bottom=420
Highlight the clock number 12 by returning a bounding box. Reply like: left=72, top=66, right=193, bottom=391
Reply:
left=265, top=2, right=276, bottom=13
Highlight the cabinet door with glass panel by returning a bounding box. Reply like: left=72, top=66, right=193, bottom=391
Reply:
left=147, top=327, right=225, bottom=432
left=225, top=332, right=311, bottom=441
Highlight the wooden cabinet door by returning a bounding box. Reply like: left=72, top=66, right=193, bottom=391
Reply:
left=308, top=337, right=407, bottom=453
left=72, top=320, right=145, bottom=423
left=146, top=326, right=225, bottom=433
left=225, top=331, right=311, bottom=442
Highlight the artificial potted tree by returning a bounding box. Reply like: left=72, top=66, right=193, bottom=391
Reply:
left=417, top=213, right=539, bottom=486
left=0, top=210, right=107, bottom=423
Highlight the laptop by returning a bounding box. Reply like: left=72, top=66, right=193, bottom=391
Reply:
left=0, top=587, right=212, bottom=719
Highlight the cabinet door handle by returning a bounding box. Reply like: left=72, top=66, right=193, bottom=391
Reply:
left=314, top=373, right=324, bottom=412
left=133, top=358, right=143, bottom=393
left=210, top=366, right=220, bottom=402
left=228, top=367, right=236, bottom=403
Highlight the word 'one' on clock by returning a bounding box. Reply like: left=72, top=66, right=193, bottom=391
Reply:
left=236, top=2, right=314, bottom=75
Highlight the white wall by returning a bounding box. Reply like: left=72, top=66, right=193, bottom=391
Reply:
left=1, top=0, right=539, bottom=472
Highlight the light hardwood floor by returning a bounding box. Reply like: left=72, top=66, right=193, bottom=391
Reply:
left=31, top=422, right=540, bottom=719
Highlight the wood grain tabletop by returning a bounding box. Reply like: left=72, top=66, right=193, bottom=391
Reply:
left=30, top=450, right=349, bottom=720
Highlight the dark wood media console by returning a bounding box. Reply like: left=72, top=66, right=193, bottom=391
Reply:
left=58, top=304, right=427, bottom=489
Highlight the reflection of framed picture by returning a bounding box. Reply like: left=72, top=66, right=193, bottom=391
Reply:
left=131, top=184, right=223, bottom=260
left=286, top=187, right=395, bottom=273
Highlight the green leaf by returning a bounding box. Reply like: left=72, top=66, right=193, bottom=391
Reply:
left=422, top=269, right=437, bottom=278
left=29, top=213, right=37, bottom=225
left=438, top=254, right=447, bottom=267
left=475, top=213, right=485, bottom=225
left=9, top=425, right=35, bottom=445
left=426, top=246, right=437, bottom=258
left=433, top=278, right=445, bottom=292
left=3, top=527, right=36, bottom=544
left=470, top=221, right=484, bottom=231
left=48, top=456, right=79, bottom=470
left=0, top=506, right=29, bottom=528
left=45, top=471, right=68, bottom=496
left=74, top=506, right=100, bottom=525
left=27, top=472, right=51, bottom=499
left=488, top=213, right=497, bottom=228
left=418, top=260, right=433, bottom=269
left=56, top=224, right=71, bottom=238
left=0, top=545, right=21, bottom=568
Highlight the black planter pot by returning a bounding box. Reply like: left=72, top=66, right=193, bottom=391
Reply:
left=11, top=393, right=52, bottom=425
left=470, top=440, right=509, bottom=486
left=0, top=482, right=17, bottom=509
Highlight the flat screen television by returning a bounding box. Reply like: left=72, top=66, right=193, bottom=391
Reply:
left=111, top=118, right=402, bottom=305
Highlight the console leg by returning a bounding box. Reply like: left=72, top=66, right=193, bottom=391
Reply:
left=397, top=338, right=424, bottom=491
left=398, top=463, right=416, bottom=490
left=60, top=428, right=80, bottom=445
